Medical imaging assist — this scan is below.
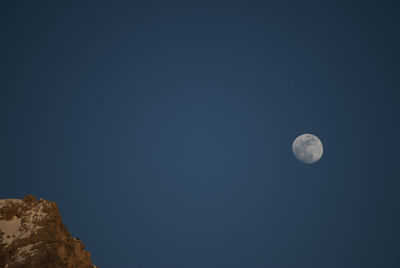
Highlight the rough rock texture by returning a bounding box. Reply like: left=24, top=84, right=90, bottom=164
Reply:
left=0, top=195, right=97, bottom=268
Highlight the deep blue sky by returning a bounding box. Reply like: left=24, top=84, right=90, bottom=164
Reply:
left=1, top=1, right=400, bottom=267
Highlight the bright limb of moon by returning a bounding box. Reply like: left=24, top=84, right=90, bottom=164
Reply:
left=292, top=134, right=323, bottom=164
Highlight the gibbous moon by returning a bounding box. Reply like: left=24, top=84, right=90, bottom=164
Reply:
left=292, top=134, right=323, bottom=164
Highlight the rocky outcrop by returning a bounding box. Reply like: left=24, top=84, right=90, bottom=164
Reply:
left=0, top=195, right=97, bottom=268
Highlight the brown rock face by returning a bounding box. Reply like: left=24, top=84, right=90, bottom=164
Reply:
left=0, top=195, right=98, bottom=268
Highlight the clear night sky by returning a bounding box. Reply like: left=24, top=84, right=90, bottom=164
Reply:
left=1, top=1, right=400, bottom=267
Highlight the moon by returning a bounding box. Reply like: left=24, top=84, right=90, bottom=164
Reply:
left=292, top=134, right=323, bottom=164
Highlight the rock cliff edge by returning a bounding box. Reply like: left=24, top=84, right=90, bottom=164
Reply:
left=0, top=195, right=97, bottom=268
